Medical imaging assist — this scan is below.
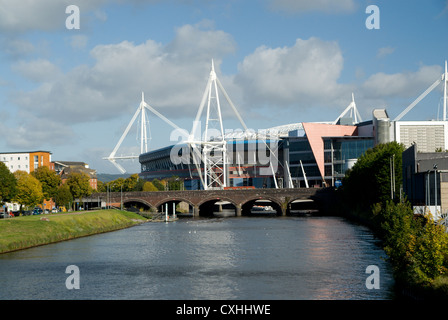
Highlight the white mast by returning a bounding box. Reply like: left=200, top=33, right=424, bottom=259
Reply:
left=104, top=92, right=182, bottom=173
left=394, top=61, right=448, bottom=121
left=444, top=60, right=447, bottom=121
left=188, top=60, right=248, bottom=190
left=333, top=93, right=362, bottom=124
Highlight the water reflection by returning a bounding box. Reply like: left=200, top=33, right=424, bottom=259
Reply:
left=0, top=216, right=394, bottom=300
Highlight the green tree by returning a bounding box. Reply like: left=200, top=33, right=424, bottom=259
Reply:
left=152, top=179, right=165, bottom=191
left=408, top=216, right=448, bottom=284
left=133, top=178, right=146, bottom=191
left=66, top=172, right=92, bottom=200
left=96, top=180, right=106, bottom=192
left=54, top=184, right=73, bottom=209
left=13, top=170, right=44, bottom=211
left=124, top=174, right=140, bottom=191
left=372, top=200, right=416, bottom=277
left=167, top=176, right=182, bottom=190
left=142, top=181, right=158, bottom=192
left=0, top=162, right=17, bottom=204
left=343, top=141, right=404, bottom=208
left=31, top=166, right=61, bottom=201
left=108, top=178, right=125, bottom=192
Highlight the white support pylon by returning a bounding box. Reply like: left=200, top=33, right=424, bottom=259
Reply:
left=444, top=60, right=447, bottom=121
left=394, top=61, right=448, bottom=122
left=202, top=60, right=227, bottom=189
left=188, top=60, right=248, bottom=190
left=104, top=92, right=183, bottom=174
left=333, top=93, right=362, bottom=124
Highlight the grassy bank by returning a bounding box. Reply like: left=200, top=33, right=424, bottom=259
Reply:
left=0, top=209, right=147, bottom=254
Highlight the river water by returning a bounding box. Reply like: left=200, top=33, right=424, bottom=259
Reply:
left=0, top=215, right=395, bottom=300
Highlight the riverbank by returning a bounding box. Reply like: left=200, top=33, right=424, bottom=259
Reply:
left=0, top=209, right=148, bottom=254
left=334, top=195, right=448, bottom=300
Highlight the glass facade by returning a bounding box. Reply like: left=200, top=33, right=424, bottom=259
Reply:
left=323, top=137, right=374, bottom=183
left=329, top=139, right=373, bottom=161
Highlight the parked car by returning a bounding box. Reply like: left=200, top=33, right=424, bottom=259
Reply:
left=32, top=208, right=43, bottom=215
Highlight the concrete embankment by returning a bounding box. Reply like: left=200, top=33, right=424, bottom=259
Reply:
left=0, top=209, right=148, bottom=254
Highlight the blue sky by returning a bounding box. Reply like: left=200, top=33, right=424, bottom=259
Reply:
left=1, top=0, right=447, bottom=174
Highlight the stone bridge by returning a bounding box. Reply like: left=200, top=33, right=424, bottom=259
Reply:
left=85, top=187, right=336, bottom=217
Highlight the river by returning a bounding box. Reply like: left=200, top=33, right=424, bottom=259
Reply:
left=0, top=215, right=395, bottom=300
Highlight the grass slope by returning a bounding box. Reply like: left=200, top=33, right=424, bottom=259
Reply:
left=0, top=210, right=146, bottom=254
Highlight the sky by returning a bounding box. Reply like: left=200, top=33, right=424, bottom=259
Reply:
left=0, top=0, right=447, bottom=174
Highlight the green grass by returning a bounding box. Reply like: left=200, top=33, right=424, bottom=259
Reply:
left=0, top=210, right=147, bottom=254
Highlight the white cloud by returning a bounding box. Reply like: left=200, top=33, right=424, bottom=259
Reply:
left=2, top=113, right=74, bottom=149
left=361, top=65, right=443, bottom=99
left=234, top=37, right=352, bottom=108
left=0, top=38, right=35, bottom=58
left=376, top=47, right=395, bottom=59
left=12, top=59, right=62, bottom=83
left=269, top=0, right=356, bottom=14
left=70, top=35, right=89, bottom=49
left=9, top=22, right=237, bottom=141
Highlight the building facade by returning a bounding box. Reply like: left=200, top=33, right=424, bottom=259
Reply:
left=0, top=151, right=52, bottom=173
left=139, top=119, right=374, bottom=189
left=0, top=151, right=54, bottom=213
left=402, top=143, right=448, bottom=219
left=54, top=161, right=98, bottom=190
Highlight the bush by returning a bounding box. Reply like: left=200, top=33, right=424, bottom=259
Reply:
left=373, top=200, right=448, bottom=286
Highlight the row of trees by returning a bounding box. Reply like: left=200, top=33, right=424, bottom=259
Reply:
left=0, top=162, right=184, bottom=213
left=0, top=162, right=93, bottom=212
left=97, top=174, right=183, bottom=193
left=340, top=141, right=448, bottom=291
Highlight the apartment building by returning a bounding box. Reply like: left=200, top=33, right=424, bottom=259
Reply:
left=0, top=151, right=52, bottom=173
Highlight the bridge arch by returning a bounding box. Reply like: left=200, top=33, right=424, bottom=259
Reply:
left=123, top=198, right=156, bottom=212
left=154, top=198, right=195, bottom=215
left=286, top=198, right=318, bottom=215
left=240, top=196, right=283, bottom=216
left=197, top=197, right=238, bottom=217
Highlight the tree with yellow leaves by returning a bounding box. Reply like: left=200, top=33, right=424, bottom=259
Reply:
left=13, top=170, right=44, bottom=212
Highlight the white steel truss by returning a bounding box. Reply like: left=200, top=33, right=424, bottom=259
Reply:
left=333, top=93, right=362, bottom=124
left=104, top=92, right=183, bottom=173
left=188, top=60, right=248, bottom=190
left=394, top=60, right=448, bottom=121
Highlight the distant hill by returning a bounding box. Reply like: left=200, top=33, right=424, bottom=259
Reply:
left=97, top=173, right=138, bottom=183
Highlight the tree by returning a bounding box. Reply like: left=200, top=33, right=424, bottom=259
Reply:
left=54, top=184, right=73, bottom=209
left=108, top=178, right=125, bottom=192
left=167, top=176, right=182, bottom=190
left=124, top=174, right=140, bottom=191
left=13, top=170, right=44, bottom=211
left=142, top=181, right=158, bottom=192
left=96, top=180, right=106, bottom=192
left=152, top=179, right=165, bottom=191
left=343, top=141, right=404, bottom=208
left=66, top=172, right=92, bottom=200
left=31, top=166, right=61, bottom=201
left=0, top=162, right=17, bottom=204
